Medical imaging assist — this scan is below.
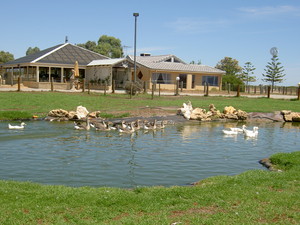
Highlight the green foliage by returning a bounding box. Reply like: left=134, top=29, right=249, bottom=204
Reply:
left=216, top=57, right=243, bottom=87
left=25, top=47, right=40, bottom=56
left=270, top=151, right=300, bottom=171
left=263, top=55, right=285, bottom=90
left=0, top=51, right=14, bottom=64
left=77, top=35, right=123, bottom=58
left=240, top=61, right=256, bottom=85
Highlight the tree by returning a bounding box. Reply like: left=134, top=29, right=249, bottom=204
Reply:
left=0, top=51, right=14, bottom=64
left=262, top=55, right=285, bottom=91
left=215, top=57, right=243, bottom=87
left=240, top=62, right=256, bottom=85
left=26, top=47, right=40, bottom=56
left=77, top=35, right=123, bottom=58
left=77, top=41, right=97, bottom=52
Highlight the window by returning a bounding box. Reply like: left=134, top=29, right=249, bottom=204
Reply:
left=152, top=73, right=171, bottom=84
left=202, top=76, right=219, bottom=86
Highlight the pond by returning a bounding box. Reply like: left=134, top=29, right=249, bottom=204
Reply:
left=0, top=120, right=299, bottom=188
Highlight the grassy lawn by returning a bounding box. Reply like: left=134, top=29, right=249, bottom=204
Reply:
left=0, top=151, right=299, bottom=224
left=0, top=91, right=299, bottom=223
left=0, top=91, right=300, bottom=120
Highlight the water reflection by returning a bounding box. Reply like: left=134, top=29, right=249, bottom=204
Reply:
left=0, top=120, right=299, bottom=188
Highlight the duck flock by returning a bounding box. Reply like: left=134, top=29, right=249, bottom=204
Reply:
left=8, top=119, right=259, bottom=138
left=222, top=124, right=259, bottom=138
left=8, top=118, right=168, bottom=133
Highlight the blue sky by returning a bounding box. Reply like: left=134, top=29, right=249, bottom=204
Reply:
left=1, top=0, right=300, bottom=85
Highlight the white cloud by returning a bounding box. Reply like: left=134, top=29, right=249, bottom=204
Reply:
left=165, top=17, right=229, bottom=34
left=238, top=5, right=300, bottom=17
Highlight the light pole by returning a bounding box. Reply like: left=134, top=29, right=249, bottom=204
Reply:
left=133, top=12, right=139, bottom=83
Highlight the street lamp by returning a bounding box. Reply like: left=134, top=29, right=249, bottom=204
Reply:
left=175, top=76, right=180, bottom=96
left=133, top=12, right=139, bottom=83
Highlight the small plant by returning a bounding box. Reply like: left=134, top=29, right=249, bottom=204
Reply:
left=124, top=81, right=143, bottom=95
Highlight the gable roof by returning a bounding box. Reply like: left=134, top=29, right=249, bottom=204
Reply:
left=127, top=55, right=225, bottom=74
left=1, top=43, right=109, bottom=67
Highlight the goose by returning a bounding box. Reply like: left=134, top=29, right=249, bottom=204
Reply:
left=143, top=119, right=157, bottom=130
left=222, top=129, right=238, bottom=135
left=118, top=121, right=135, bottom=133
left=156, top=120, right=166, bottom=129
left=90, top=120, right=109, bottom=131
left=243, top=126, right=258, bottom=138
left=230, top=125, right=246, bottom=133
left=74, top=118, right=90, bottom=130
left=8, top=122, right=26, bottom=129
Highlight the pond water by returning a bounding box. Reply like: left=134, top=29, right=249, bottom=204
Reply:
left=0, top=120, right=299, bottom=188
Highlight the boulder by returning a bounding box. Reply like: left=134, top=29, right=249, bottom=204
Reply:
left=282, top=111, right=300, bottom=122
left=178, top=101, right=193, bottom=120
left=48, top=109, right=69, bottom=118
left=223, top=106, right=236, bottom=114
left=76, top=106, right=89, bottom=119
left=236, top=109, right=248, bottom=120
left=89, top=111, right=102, bottom=118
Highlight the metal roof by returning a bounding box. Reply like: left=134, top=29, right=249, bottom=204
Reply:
left=87, top=58, right=127, bottom=66
left=127, top=55, right=225, bottom=74
left=1, top=43, right=109, bottom=67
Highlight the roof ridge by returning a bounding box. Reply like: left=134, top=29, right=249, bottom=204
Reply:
left=72, top=43, right=110, bottom=59
left=31, top=43, right=68, bottom=63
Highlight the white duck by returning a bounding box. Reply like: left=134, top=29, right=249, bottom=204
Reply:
left=8, top=122, right=27, bottom=129
left=230, top=125, right=246, bottom=133
left=222, top=129, right=238, bottom=135
left=243, top=126, right=259, bottom=138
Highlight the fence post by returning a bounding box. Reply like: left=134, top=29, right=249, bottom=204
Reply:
left=180, top=81, right=183, bottom=92
left=104, top=81, right=107, bottom=96
left=297, top=86, right=300, bottom=100
left=112, top=80, right=115, bottom=94
left=88, top=82, right=90, bottom=94
left=254, top=86, right=257, bottom=94
left=236, top=84, right=240, bottom=97
left=204, top=82, right=209, bottom=96
left=158, top=83, right=161, bottom=97
left=17, top=76, right=21, bottom=91
left=130, top=82, right=133, bottom=99
left=151, top=83, right=154, bottom=100
left=51, top=77, right=54, bottom=91
left=267, top=86, right=271, bottom=98
left=82, top=79, right=85, bottom=92
left=228, top=83, right=231, bottom=94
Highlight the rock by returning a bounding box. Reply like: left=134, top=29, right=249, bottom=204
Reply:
left=283, top=111, right=300, bottom=122
left=89, top=111, right=102, bottom=118
left=224, top=114, right=238, bottom=120
left=236, top=109, right=248, bottom=120
left=48, top=109, right=69, bottom=118
left=223, top=106, right=236, bottom=114
left=76, top=106, right=89, bottom=119
left=190, top=108, right=206, bottom=120
left=67, top=111, right=78, bottom=119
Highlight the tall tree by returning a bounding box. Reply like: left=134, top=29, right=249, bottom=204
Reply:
left=26, top=47, right=40, bottom=56
left=262, top=55, right=285, bottom=91
left=77, top=41, right=97, bottom=52
left=96, top=35, right=123, bottom=58
left=0, top=51, right=14, bottom=64
left=215, top=57, right=243, bottom=87
left=240, top=62, right=256, bottom=85
left=77, top=35, right=123, bottom=58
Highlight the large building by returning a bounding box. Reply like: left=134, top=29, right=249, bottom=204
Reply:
left=1, top=43, right=225, bottom=91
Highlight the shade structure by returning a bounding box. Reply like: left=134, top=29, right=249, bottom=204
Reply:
left=74, top=61, right=79, bottom=77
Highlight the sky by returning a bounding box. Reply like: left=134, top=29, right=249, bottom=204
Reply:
left=1, top=0, right=300, bottom=86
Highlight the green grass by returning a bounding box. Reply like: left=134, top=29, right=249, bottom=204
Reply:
left=0, top=91, right=300, bottom=120
left=0, top=151, right=299, bottom=224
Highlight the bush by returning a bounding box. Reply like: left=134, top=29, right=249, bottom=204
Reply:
left=124, top=81, right=143, bottom=95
